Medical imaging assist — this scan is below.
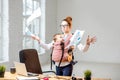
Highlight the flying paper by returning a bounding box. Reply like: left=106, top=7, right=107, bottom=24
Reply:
left=25, top=27, right=34, bottom=36
left=27, top=7, right=41, bottom=26
left=25, top=7, right=41, bottom=36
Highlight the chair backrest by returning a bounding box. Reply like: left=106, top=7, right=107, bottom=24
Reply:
left=19, top=49, right=42, bottom=74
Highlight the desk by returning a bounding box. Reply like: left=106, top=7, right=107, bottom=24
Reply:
left=0, top=72, right=111, bottom=80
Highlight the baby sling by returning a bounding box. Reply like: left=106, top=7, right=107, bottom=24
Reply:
left=50, top=42, right=64, bottom=70
left=50, top=42, right=77, bottom=70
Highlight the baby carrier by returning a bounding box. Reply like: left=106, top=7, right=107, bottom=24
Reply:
left=50, top=34, right=77, bottom=70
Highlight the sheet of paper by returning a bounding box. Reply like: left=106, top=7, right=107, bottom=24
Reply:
left=27, top=7, right=41, bottom=26
left=16, top=76, right=39, bottom=80
left=25, top=27, right=35, bottom=36
left=25, top=7, right=41, bottom=37
left=66, top=30, right=85, bottom=48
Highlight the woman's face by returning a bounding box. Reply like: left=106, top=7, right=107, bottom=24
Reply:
left=60, top=21, right=71, bottom=34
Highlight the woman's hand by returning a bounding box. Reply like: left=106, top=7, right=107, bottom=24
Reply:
left=31, top=35, right=40, bottom=43
left=86, top=35, right=96, bottom=45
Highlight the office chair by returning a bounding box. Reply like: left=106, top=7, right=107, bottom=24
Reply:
left=19, top=49, right=56, bottom=74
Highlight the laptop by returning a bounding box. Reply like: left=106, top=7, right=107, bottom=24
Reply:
left=14, top=62, right=39, bottom=76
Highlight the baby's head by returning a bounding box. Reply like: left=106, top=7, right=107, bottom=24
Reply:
left=53, top=33, right=63, bottom=42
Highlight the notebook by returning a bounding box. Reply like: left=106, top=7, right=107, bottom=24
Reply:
left=14, top=62, right=39, bottom=77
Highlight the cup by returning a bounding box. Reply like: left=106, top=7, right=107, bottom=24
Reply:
left=10, top=67, right=16, bottom=74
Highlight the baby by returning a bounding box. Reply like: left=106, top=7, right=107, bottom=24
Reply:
left=53, top=33, right=77, bottom=65
left=53, top=33, right=64, bottom=43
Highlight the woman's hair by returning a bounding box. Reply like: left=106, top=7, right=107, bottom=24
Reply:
left=61, top=16, right=72, bottom=29
left=66, top=16, right=72, bottom=22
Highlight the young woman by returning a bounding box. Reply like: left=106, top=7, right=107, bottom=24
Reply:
left=32, top=17, right=96, bottom=76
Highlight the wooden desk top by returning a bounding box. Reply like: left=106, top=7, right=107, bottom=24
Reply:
left=0, top=72, right=111, bottom=80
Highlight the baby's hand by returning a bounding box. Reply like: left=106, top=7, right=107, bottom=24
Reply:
left=69, top=45, right=75, bottom=50
left=68, top=45, right=74, bottom=53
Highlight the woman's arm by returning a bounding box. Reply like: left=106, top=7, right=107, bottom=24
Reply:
left=78, top=35, right=96, bottom=52
left=39, top=41, right=54, bottom=50
left=31, top=35, right=53, bottom=50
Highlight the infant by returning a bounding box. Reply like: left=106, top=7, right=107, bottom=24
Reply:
left=53, top=33, right=77, bottom=65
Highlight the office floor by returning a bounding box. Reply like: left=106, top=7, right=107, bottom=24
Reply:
left=41, top=61, right=120, bottom=80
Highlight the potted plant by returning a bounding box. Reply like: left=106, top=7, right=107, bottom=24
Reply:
left=84, top=69, right=92, bottom=80
left=0, top=65, right=6, bottom=77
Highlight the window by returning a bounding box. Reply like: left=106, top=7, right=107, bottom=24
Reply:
left=0, top=0, right=9, bottom=62
left=23, top=0, right=45, bottom=54
left=0, top=0, right=2, bottom=61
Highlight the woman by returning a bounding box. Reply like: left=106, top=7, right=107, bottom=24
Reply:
left=32, top=17, right=96, bottom=76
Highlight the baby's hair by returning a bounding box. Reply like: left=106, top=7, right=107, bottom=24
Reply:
left=53, top=33, right=61, bottom=42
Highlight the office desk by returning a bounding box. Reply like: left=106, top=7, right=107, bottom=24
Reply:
left=0, top=72, right=111, bottom=80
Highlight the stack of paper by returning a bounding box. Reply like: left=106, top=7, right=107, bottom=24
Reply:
left=16, top=76, right=40, bottom=80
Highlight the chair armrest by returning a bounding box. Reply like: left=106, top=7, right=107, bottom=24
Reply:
left=42, top=71, right=56, bottom=74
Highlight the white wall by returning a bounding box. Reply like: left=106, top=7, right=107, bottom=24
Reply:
left=56, top=1, right=120, bottom=79
left=43, top=0, right=57, bottom=64
left=57, top=0, right=120, bottom=64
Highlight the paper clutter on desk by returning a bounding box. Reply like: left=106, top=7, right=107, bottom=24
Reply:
left=16, top=76, right=40, bottom=80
